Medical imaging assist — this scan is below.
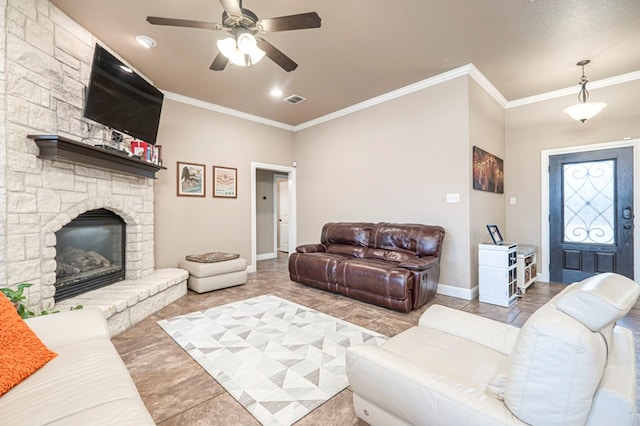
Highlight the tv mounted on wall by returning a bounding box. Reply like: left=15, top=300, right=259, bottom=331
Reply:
left=83, top=44, right=164, bottom=144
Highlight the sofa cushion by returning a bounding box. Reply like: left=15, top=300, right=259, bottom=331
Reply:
left=321, top=222, right=373, bottom=247
left=554, top=273, right=640, bottom=331
left=370, top=223, right=445, bottom=257
left=289, top=252, right=348, bottom=290
left=0, top=294, right=57, bottom=396
left=0, top=336, right=154, bottom=425
left=365, top=247, right=415, bottom=262
left=336, top=258, right=412, bottom=300
left=327, top=244, right=367, bottom=258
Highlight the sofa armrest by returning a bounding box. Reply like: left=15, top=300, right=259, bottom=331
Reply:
left=296, top=243, right=326, bottom=253
left=25, top=308, right=110, bottom=349
left=419, top=305, right=520, bottom=355
left=346, top=345, right=524, bottom=426
left=398, top=256, right=437, bottom=271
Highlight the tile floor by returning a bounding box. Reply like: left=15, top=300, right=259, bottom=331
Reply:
left=112, top=253, right=640, bottom=425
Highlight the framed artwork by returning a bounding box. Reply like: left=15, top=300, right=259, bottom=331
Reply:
left=473, top=146, right=504, bottom=194
left=487, top=224, right=504, bottom=245
left=177, top=161, right=205, bottom=197
left=213, top=165, right=237, bottom=198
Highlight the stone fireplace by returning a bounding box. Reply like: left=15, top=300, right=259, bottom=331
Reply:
left=0, top=2, right=188, bottom=336
left=6, top=136, right=189, bottom=336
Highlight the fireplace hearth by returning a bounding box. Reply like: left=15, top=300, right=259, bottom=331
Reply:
left=54, top=209, right=126, bottom=301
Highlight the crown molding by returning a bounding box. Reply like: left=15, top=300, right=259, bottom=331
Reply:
left=467, top=64, right=508, bottom=108
left=506, top=70, right=640, bottom=109
left=161, top=91, right=295, bottom=131
left=163, top=67, right=640, bottom=131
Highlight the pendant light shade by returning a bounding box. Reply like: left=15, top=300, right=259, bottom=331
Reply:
left=563, top=60, right=607, bottom=123
left=563, top=102, right=607, bottom=122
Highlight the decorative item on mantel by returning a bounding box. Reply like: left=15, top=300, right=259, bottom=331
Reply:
left=28, top=135, right=166, bottom=179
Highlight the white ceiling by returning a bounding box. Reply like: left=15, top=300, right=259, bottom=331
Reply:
left=50, top=0, right=640, bottom=126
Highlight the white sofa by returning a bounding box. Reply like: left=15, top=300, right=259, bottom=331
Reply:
left=0, top=308, right=155, bottom=425
left=346, top=272, right=639, bottom=425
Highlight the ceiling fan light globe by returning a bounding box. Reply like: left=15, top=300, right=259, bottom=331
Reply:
left=248, top=46, right=265, bottom=64
left=236, top=32, right=257, bottom=55
left=217, top=37, right=237, bottom=59
left=563, top=102, right=607, bottom=122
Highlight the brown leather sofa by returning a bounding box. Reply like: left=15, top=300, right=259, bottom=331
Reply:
left=289, top=222, right=445, bottom=312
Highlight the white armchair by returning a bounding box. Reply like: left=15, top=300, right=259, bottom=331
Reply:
left=346, top=273, right=639, bottom=425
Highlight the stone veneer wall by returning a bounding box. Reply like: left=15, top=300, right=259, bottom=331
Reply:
left=0, top=0, right=156, bottom=312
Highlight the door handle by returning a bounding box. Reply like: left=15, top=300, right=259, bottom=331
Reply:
left=622, top=206, right=634, bottom=220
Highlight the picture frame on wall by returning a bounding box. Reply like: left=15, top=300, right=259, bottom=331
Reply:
left=177, top=161, right=205, bottom=197
left=213, top=165, right=237, bottom=198
left=473, top=146, right=504, bottom=194
left=486, top=224, right=504, bottom=245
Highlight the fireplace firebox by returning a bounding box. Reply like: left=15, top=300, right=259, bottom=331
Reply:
left=54, top=209, right=126, bottom=301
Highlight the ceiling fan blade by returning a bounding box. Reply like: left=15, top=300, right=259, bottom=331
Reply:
left=210, top=52, right=229, bottom=71
left=146, top=16, right=222, bottom=31
left=258, top=12, right=321, bottom=32
left=219, top=0, right=242, bottom=17
left=256, top=38, right=298, bottom=72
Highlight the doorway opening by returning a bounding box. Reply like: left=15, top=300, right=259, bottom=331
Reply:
left=251, top=162, right=296, bottom=271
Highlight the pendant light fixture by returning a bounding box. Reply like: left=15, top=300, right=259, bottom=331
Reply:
left=563, top=60, right=607, bottom=123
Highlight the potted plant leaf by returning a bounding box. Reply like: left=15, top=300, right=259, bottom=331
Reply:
left=1, top=283, right=82, bottom=319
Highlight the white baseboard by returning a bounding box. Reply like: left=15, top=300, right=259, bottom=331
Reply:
left=436, top=283, right=479, bottom=300
left=256, top=252, right=277, bottom=261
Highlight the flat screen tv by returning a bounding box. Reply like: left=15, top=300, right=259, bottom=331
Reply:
left=83, top=44, right=164, bottom=144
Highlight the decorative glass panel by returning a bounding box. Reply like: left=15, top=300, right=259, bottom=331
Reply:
left=563, top=160, right=614, bottom=244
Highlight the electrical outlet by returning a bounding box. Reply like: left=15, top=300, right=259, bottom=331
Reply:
left=446, top=193, right=460, bottom=203
left=510, top=197, right=517, bottom=205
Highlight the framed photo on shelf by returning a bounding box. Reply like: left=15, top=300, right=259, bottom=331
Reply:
left=213, top=165, right=237, bottom=198
left=486, top=224, right=504, bottom=245
left=177, top=161, right=205, bottom=197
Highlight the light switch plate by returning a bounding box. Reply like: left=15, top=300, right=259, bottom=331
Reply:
left=446, top=193, right=460, bottom=203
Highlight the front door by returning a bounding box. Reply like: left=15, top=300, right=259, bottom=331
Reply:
left=549, top=147, right=634, bottom=283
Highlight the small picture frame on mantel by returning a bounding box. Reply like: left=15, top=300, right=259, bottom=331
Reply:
left=213, top=165, right=237, bottom=198
left=487, top=224, right=504, bottom=245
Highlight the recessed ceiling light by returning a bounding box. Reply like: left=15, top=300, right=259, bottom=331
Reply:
left=270, top=88, right=283, bottom=97
left=135, top=35, right=157, bottom=49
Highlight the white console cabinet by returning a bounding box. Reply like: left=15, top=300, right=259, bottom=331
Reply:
left=478, top=243, right=518, bottom=307
left=517, top=245, right=537, bottom=294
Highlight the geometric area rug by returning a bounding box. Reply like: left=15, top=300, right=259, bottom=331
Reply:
left=157, top=294, right=388, bottom=426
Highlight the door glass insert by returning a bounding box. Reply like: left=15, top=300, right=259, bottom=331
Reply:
left=563, top=160, right=614, bottom=244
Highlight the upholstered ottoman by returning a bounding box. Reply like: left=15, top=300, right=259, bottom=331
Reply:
left=178, top=257, right=247, bottom=293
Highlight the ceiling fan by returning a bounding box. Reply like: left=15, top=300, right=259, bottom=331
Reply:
left=147, top=0, right=321, bottom=72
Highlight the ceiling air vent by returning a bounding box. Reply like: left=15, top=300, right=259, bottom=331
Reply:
left=283, top=94, right=306, bottom=105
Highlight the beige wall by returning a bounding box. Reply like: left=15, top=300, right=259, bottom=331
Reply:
left=153, top=72, right=639, bottom=292
left=154, top=99, right=295, bottom=268
left=469, top=80, right=506, bottom=287
left=505, top=79, right=640, bottom=278
left=294, top=77, right=472, bottom=290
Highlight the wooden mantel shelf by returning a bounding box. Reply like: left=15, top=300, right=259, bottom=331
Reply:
left=28, top=134, right=165, bottom=179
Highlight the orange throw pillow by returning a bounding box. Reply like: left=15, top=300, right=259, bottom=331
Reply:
left=0, top=294, right=57, bottom=396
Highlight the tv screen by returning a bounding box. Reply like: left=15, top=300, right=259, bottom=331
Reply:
left=83, top=44, right=164, bottom=144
